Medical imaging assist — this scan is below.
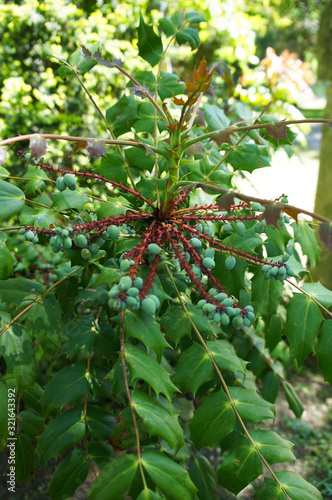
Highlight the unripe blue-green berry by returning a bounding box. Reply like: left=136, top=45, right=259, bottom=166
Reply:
left=56, top=176, right=66, bottom=192
left=255, top=222, right=264, bottom=234
left=134, top=277, right=143, bottom=289
left=81, top=248, right=91, bottom=260
left=285, top=246, right=293, bottom=256
left=232, top=316, right=244, bottom=328
left=89, top=244, right=99, bottom=255
left=52, top=244, right=61, bottom=253
left=127, top=287, right=139, bottom=297
left=245, top=305, right=254, bottom=313
left=213, top=313, right=221, bottom=323
left=74, top=234, right=88, bottom=248
left=225, top=256, right=236, bottom=271
left=270, top=267, right=279, bottom=277
left=32, top=236, right=39, bottom=244
left=50, top=236, right=56, bottom=246
left=203, top=257, right=215, bottom=270
left=216, top=293, right=227, bottom=302
left=25, top=230, right=35, bottom=241
left=119, top=276, right=132, bottom=291
left=222, top=298, right=233, bottom=307
left=222, top=223, right=233, bottom=233
left=247, top=312, right=255, bottom=321
left=120, top=259, right=131, bottom=272
left=63, top=173, right=77, bottom=190
left=141, top=298, right=156, bottom=315
left=192, top=266, right=201, bottom=279
left=195, top=224, right=203, bottom=233
left=262, top=264, right=270, bottom=273
left=220, top=313, right=230, bottom=326
left=236, top=221, right=246, bottom=236
left=204, top=247, right=215, bottom=258
left=197, top=299, right=206, bottom=309
left=126, top=296, right=139, bottom=309
left=107, top=225, right=120, bottom=239
left=149, top=295, right=160, bottom=309
left=208, top=288, right=218, bottom=296
left=190, top=238, right=202, bottom=248
left=148, top=243, right=162, bottom=255
left=18, top=228, right=26, bottom=235
left=203, top=225, right=212, bottom=236
left=282, top=253, right=289, bottom=262
left=63, top=237, right=72, bottom=249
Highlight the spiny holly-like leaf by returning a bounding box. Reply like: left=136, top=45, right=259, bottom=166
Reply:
left=292, top=221, right=320, bottom=267
left=206, top=340, right=247, bottom=374
left=172, top=343, right=214, bottom=396
left=47, top=447, right=89, bottom=500
left=217, top=439, right=263, bottom=495
left=189, top=453, right=217, bottom=500
left=186, top=141, right=204, bottom=157
left=274, top=471, right=323, bottom=500
left=316, top=320, right=332, bottom=384
left=16, top=434, right=36, bottom=484
left=229, top=387, right=275, bottom=423
left=89, top=454, right=138, bottom=500
left=301, top=281, right=332, bottom=308
left=137, top=13, right=163, bottom=67
left=318, top=222, right=332, bottom=252
left=29, top=135, right=48, bottom=160
left=263, top=204, right=283, bottom=228
left=37, top=408, right=85, bottom=469
left=264, top=121, right=290, bottom=143
left=189, top=390, right=236, bottom=449
left=284, top=294, right=323, bottom=366
left=249, top=430, right=296, bottom=464
left=211, top=130, right=236, bottom=147
left=125, top=343, right=178, bottom=402
left=132, top=390, right=185, bottom=452
left=282, top=381, right=304, bottom=418
left=70, top=140, right=88, bottom=157
left=86, top=140, right=107, bottom=159
left=159, top=305, right=191, bottom=346
left=142, top=450, right=198, bottom=500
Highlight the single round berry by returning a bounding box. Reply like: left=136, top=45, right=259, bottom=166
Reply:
left=119, top=276, right=132, bottom=291
left=32, top=236, right=39, bottom=244
left=149, top=295, right=160, bottom=309
left=18, top=228, right=26, bottom=235
left=74, top=234, right=88, bottom=248
left=148, top=243, right=162, bottom=255
left=213, top=313, right=221, bottom=323
left=120, top=259, right=131, bottom=272
left=25, top=230, right=35, bottom=241
left=63, top=173, right=77, bottom=190
left=190, top=238, right=202, bottom=248
left=134, top=277, right=143, bottom=289
left=127, top=287, right=139, bottom=297
left=236, top=221, right=246, bottom=236
left=126, top=296, right=139, bottom=309
left=222, top=223, right=233, bottom=233
left=81, top=248, right=91, bottom=260
left=107, top=225, right=120, bottom=239
left=204, top=247, right=215, bottom=258
left=220, top=313, right=230, bottom=326
left=225, top=256, right=236, bottom=271
left=63, top=237, right=72, bottom=249
left=203, top=226, right=212, bottom=236
left=262, top=264, right=270, bottom=273
left=216, top=293, right=227, bottom=302
left=197, top=299, right=206, bottom=309
left=282, top=254, right=290, bottom=262
left=203, top=257, right=215, bottom=270
left=89, top=244, right=99, bottom=255
left=56, top=176, right=66, bottom=192
left=208, top=288, right=218, bottom=296
left=232, top=316, right=244, bottom=328
left=222, top=298, right=233, bottom=307
left=141, top=298, right=156, bottom=315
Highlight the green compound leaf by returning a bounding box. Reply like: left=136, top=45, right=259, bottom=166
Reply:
left=132, top=390, right=185, bottom=452
left=52, top=190, right=89, bottom=211
left=176, top=27, right=200, bottom=50
left=16, top=434, right=36, bottom=484
left=255, top=472, right=323, bottom=500
left=189, top=453, right=217, bottom=500
left=0, top=324, right=35, bottom=391
left=159, top=13, right=181, bottom=37
left=249, top=430, right=296, bottom=464
left=88, top=454, right=138, bottom=500
left=229, top=387, right=275, bottom=423
left=204, top=104, right=230, bottom=130
left=265, top=314, right=283, bottom=352
left=47, top=447, right=89, bottom=500
left=0, top=241, right=15, bottom=279
left=282, top=381, right=304, bottom=418
left=124, top=310, right=170, bottom=363
left=284, top=294, right=323, bottom=366
left=292, top=221, right=320, bottom=267
left=206, top=340, right=247, bottom=374
left=39, top=362, right=90, bottom=415
left=217, top=439, right=263, bottom=495
left=227, top=143, right=271, bottom=173
left=159, top=305, right=191, bottom=346
left=137, top=13, right=163, bottom=67
left=301, top=281, right=332, bottom=308
left=189, top=390, right=236, bottom=450
left=172, top=343, right=213, bottom=396
left=0, top=180, right=25, bottom=222
left=29, top=294, right=62, bottom=349
left=142, top=450, right=197, bottom=500
left=0, top=277, right=45, bottom=307
left=125, top=344, right=178, bottom=403
left=37, top=409, right=85, bottom=469
left=252, top=270, right=284, bottom=321
left=316, top=319, right=332, bottom=384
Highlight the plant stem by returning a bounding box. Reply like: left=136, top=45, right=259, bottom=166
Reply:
left=165, top=265, right=292, bottom=500
left=119, top=311, right=147, bottom=488
left=183, top=117, right=332, bottom=151
left=25, top=198, right=50, bottom=209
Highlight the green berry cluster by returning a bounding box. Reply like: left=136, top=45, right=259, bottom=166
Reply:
left=197, top=288, right=255, bottom=328
left=56, top=173, right=77, bottom=192
left=107, top=276, right=160, bottom=315
left=18, top=228, right=39, bottom=244
left=50, top=227, right=74, bottom=253
left=221, top=220, right=246, bottom=236
left=261, top=262, right=294, bottom=280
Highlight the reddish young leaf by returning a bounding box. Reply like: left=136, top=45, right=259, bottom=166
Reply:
left=86, top=140, right=106, bottom=159
left=263, top=204, right=283, bottom=228
left=173, top=96, right=186, bottom=106
left=217, top=192, right=235, bottom=213
left=211, top=130, right=236, bottom=147
left=264, top=121, right=290, bottom=143
left=70, top=141, right=88, bottom=157
left=186, top=142, right=204, bottom=157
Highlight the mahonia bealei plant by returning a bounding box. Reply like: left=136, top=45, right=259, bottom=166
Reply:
left=0, top=11, right=332, bottom=500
